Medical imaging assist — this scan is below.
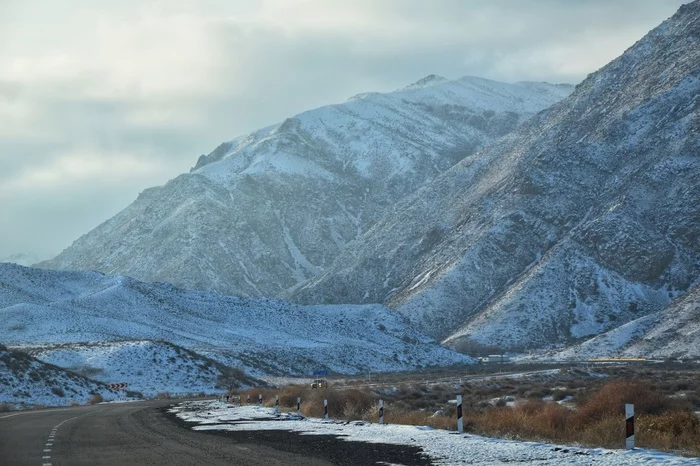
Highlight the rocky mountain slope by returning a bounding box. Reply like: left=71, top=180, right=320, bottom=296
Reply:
left=555, top=282, right=700, bottom=360
left=0, top=344, right=116, bottom=408
left=0, top=263, right=470, bottom=377
left=37, top=78, right=571, bottom=297
left=292, top=2, right=700, bottom=352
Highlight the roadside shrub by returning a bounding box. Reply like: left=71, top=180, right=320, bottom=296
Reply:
left=51, top=387, right=65, bottom=397
left=0, top=403, right=10, bottom=412
left=342, top=389, right=373, bottom=420
left=156, top=392, right=170, bottom=400
left=571, top=381, right=668, bottom=428
left=279, top=385, right=306, bottom=408
left=637, top=411, right=700, bottom=454
left=88, top=394, right=103, bottom=405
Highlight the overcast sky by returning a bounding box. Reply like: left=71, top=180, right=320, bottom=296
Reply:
left=0, top=0, right=688, bottom=260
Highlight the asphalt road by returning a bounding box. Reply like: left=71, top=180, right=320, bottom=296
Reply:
left=0, top=400, right=431, bottom=466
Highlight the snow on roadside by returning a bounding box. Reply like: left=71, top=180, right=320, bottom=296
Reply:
left=171, top=401, right=700, bottom=465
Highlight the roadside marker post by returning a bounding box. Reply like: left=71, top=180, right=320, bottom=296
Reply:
left=297, top=397, right=301, bottom=415
left=457, top=395, right=463, bottom=433
left=324, top=399, right=329, bottom=420
left=379, top=399, right=384, bottom=425
left=247, top=394, right=250, bottom=405
left=259, top=394, right=263, bottom=406
left=626, top=404, right=635, bottom=449
left=275, top=395, right=279, bottom=414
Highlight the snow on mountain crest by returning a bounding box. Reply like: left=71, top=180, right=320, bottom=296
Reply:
left=404, top=74, right=448, bottom=89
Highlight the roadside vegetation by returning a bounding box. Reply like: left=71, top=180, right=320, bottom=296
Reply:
left=235, top=364, right=700, bottom=457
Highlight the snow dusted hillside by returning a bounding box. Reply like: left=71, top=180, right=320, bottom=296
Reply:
left=0, top=344, right=116, bottom=407
left=292, top=2, right=700, bottom=351
left=556, top=283, right=700, bottom=360
left=38, top=77, right=571, bottom=297
left=0, top=264, right=470, bottom=379
left=23, top=341, right=260, bottom=397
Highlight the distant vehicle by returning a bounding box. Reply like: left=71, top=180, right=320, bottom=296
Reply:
left=311, top=379, right=328, bottom=389
left=478, top=355, right=510, bottom=364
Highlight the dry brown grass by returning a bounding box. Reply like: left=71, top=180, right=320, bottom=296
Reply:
left=238, top=377, right=700, bottom=457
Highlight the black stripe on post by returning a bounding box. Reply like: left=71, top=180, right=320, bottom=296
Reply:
left=457, top=395, right=463, bottom=433
left=625, top=404, right=634, bottom=449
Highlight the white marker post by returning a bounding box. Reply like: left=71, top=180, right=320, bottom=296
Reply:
left=247, top=394, right=250, bottom=405
left=324, top=399, right=329, bottom=420
left=259, top=394, right=262, bottom=407
left=297, top=397, right=301, bottom=415
left=626, top=404, right=635, bottom=449
left=456, top=395, right=463, bottom=433
left=379, top=399, right=384, bottom=425
left=275, top=394, right=279, bottom=414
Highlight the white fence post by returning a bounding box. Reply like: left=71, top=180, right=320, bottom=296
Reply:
left=626, top=404, right=635, bottom=449
left=297, top=397, right=301, bottom=415
left=324, top=399, right=329, bottom=420
left=247, top=394, right=250, bottom=405
left=457, top=395, right=463, bottom=433
left=259, top=394, right=262, bottom=406
left=275, top=394, right=279, bottom=414
left=379, top=399, right=384, bottom=425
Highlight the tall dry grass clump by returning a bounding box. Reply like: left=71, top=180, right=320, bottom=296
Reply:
left=570, top=381, right=668, bottom=427
left=470, top=399, right=570, bottom=441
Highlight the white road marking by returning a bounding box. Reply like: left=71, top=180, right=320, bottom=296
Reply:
left=38, top=408, right=104, bottom=465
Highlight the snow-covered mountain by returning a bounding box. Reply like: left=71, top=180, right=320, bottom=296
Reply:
left=0, top=343, right=117, bottom=407
left=555, top=283, right=700, bottom=360
left=37, top=77, right=571, bottom=297
left=1, top=253, right=41, bottom=267
left=0, top=263, right=470, bottom=378
left=292, top=2, right=700, bottom=351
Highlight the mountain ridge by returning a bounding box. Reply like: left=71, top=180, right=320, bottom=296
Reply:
left=290, top=1, right=700, bottom=352
left=37, top=76, right=572, bottom=298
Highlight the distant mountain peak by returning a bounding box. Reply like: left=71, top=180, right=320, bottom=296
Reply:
left=405, top=74, right=449, bottom=89
left=1, top=253, right=41, bottom=267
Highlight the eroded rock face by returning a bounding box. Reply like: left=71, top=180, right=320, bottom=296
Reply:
left=38, top=77, right=571, bottom=298
left=292, top=2, right=700, bottom=350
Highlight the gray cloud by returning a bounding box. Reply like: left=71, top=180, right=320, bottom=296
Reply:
left=0, top=0, right=689, bottom=259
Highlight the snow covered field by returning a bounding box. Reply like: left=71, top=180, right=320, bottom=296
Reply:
left=172, top=401, right=700, bottom=465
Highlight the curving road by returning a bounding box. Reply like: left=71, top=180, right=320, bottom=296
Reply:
left=0, top=400, right=430, bottom=466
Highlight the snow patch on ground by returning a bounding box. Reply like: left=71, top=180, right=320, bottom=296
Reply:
left=171, top=401, right=700, bottom=465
